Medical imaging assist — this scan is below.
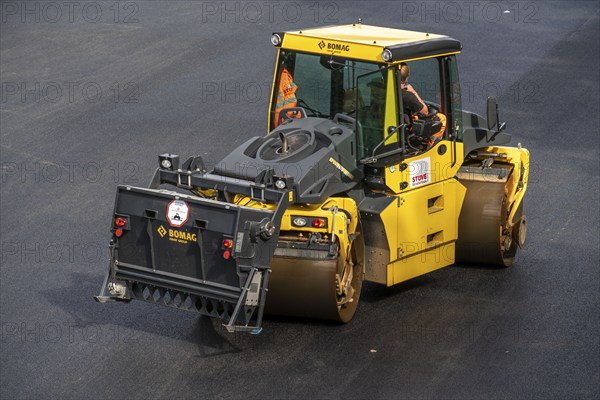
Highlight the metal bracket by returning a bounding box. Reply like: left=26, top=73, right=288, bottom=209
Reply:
left=148, top=168, right=161, bottom=189
left=93, top=256, right=132, bottom=304
left=177, top=171, right=192, bottom=189
left=245, top=271, right=263, bottom=307
left=223, top=268, right=268, bottom=334
left=250, top=185, right=266, bottom=202
left=222, top=191, right=290, bottom=334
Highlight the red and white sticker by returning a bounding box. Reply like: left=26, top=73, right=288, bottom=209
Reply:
left=166, top=199, right=189, bottom=227
left=409, top=156, right=431, bottom=188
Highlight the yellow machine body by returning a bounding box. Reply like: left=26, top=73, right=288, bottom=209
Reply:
left=264, top=24, right=530, bottom=287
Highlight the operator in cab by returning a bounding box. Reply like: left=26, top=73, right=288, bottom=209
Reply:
left=399, top=62, right=446, bottom=148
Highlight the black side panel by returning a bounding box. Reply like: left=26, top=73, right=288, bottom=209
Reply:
left=358, top=194, right=395, bottom=284
left=462, top=110, right=512, bottom=155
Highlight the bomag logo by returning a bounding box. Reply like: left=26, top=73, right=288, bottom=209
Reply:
left=327, top=43, right=350, bottom=52
left=318, top=41, right=350, bottom=53
left=157, top=225, right=196, bottom=244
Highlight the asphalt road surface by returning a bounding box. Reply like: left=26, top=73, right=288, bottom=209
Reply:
left=1, top=1, right=599, bottom=399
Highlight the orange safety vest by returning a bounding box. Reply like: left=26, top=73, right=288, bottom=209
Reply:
left=273, top=68, right=298, bottom=128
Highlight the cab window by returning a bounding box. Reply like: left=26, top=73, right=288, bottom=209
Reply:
left=447, top=56, right=463, bottom=140
left=270, top=50, right=382, bottom=130
left=402, top=58, right=442, bottom=110
left=356, top=70, right=388, bottom=158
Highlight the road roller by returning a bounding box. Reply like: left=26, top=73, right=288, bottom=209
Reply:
left=95, top=23, right=530, bottom=333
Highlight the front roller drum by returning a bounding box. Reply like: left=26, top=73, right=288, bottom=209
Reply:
left=456, top=180, right=525, bottom=267
left=265, top=239, right=364, bottom=323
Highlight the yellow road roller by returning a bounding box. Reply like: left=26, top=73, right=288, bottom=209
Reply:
left=95, top=23, right=530, bottom=333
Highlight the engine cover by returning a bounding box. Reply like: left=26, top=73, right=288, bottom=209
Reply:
left=214, top=117, right=361, bottom=203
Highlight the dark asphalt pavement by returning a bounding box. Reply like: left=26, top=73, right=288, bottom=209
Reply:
left=1, top=1, right=599, bottom=399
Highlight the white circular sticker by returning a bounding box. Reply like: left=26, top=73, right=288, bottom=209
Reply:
left=167, top=199, right=189, bottom=227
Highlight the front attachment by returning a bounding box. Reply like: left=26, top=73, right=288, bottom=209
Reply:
left=95, top=185, right=289, bottom=334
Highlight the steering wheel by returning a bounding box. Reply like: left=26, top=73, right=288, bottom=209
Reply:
left=424, top=105, right=438, bottom=118
left=424, top=103, right=439, bottom=118
left=278, top=107, right=308, bottom=125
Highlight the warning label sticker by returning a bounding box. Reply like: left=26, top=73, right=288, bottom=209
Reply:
left=409, top=157, right=431, bottom=188
left=166, top=199, right=189, bottom=227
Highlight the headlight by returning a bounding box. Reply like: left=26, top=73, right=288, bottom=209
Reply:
left=382, top=49, right=393, bottom=62
left=159, top=154, right=179, bottom=171
left=292, top=217, right=307, bottom=227
left=271, top=34, right=282, bottom=46
left=161, top=159, right=172, bottom=169
left=275, top=179, right=286, bottom=189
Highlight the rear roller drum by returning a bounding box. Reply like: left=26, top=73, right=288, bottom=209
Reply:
left=456, top=180, right=525, bottom=267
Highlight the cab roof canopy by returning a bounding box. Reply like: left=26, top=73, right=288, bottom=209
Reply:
left=278, top=24, right=462, bottom=63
